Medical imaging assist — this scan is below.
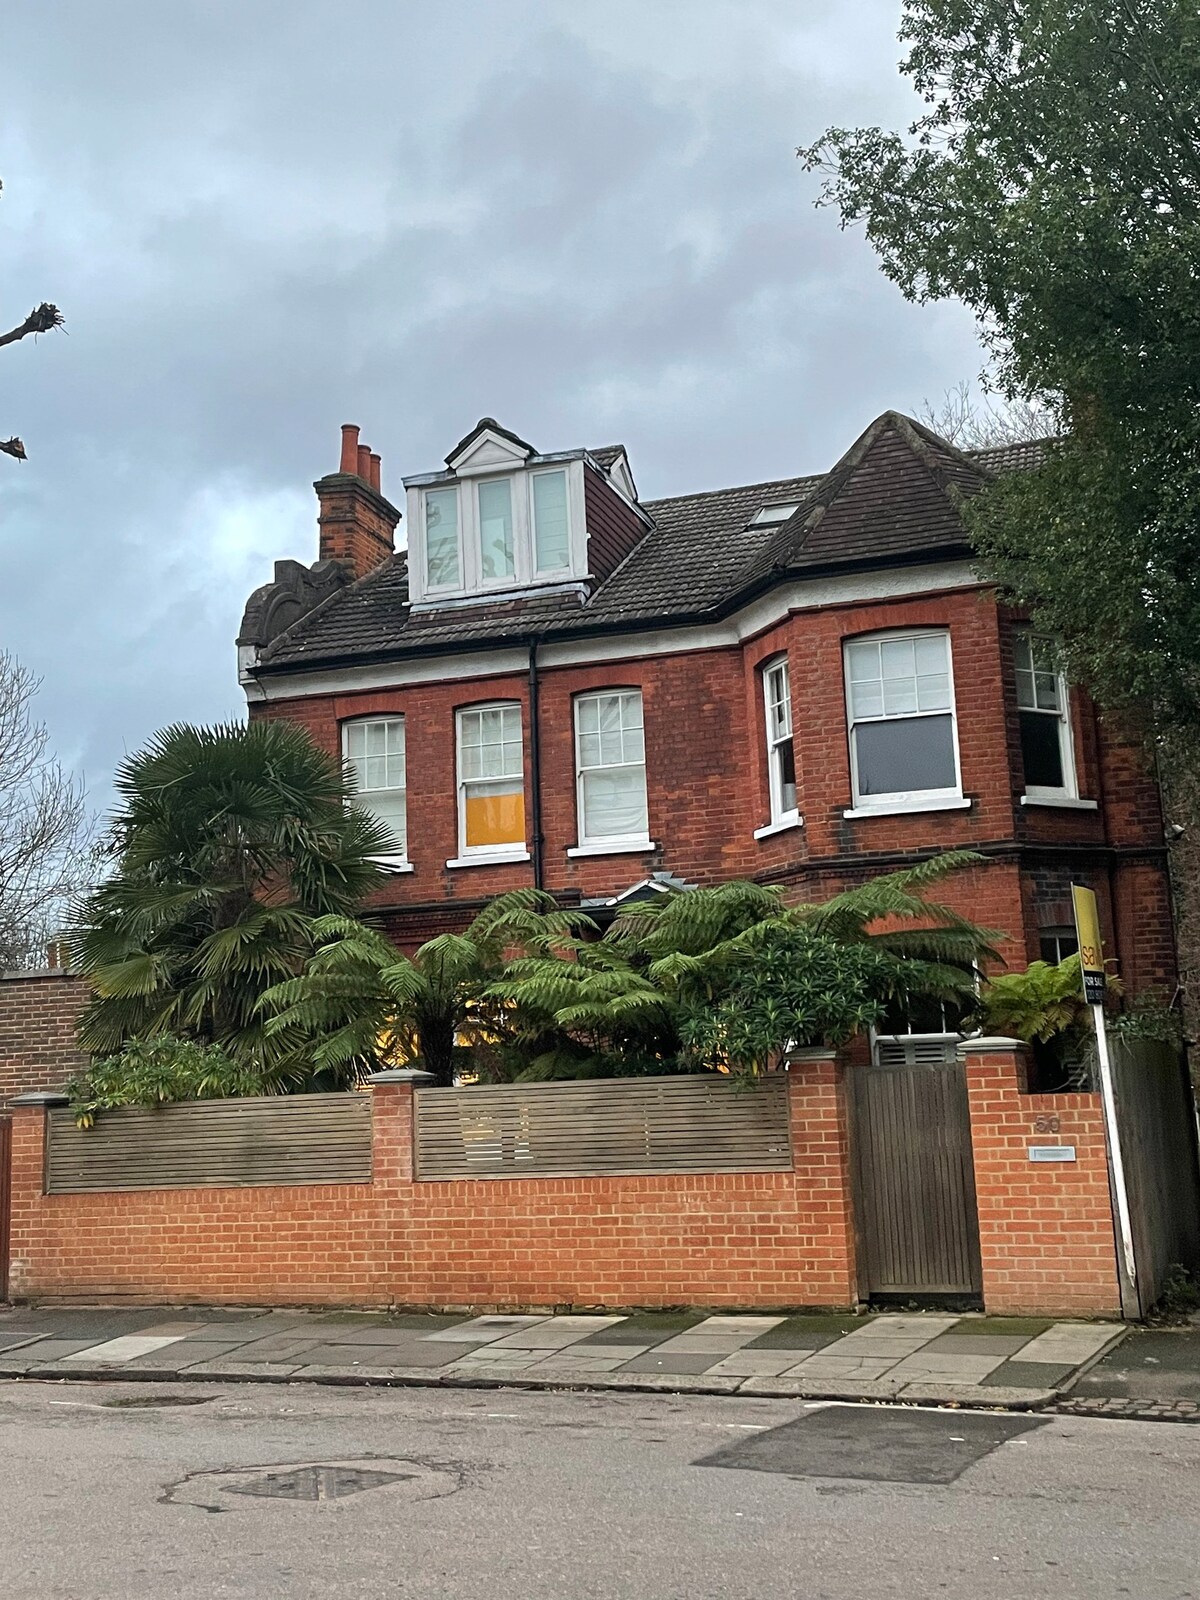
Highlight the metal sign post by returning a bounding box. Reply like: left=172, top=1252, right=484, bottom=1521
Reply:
left=1072, top=883, right=1138, bottom=1308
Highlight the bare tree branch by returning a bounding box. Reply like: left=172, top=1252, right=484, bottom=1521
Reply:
left=1, top=177, right=64, bottom=462
left=0, top=651, right=98, bottom=969
left=918, top=381, right=1061, bottom=448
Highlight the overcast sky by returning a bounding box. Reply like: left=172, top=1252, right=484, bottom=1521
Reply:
left=0, top=0, right=983, bottom=811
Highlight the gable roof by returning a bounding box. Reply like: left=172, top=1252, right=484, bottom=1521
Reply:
left=249, top=415, right=1045, bottom=674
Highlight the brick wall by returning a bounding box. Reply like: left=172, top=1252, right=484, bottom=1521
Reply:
left=252, top=581, right=1174, bottom=993
left=964, top=1040, right=1121, bottom=1317
left=0, top=970, right=90, bottom=1110
left=8, top=1066, right=859, bottom=1311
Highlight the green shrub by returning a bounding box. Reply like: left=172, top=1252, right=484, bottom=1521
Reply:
left=67, top=1036, right=272, bottom=1127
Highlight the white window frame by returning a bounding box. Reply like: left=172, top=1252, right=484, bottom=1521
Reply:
left=842, top=628, right=966, bottom=816
left=408, top=462, right=587, bottom=602
left=1014, top=631, right=1082, bottom=805
left=341, top=716, right=412, bottom=870
left=450, top=701, right=529, bottom=868
left=759, top=655, right=800, bottom=832
left=421, top=485, right=464, bottom=596
left=570, top=688, right=653, bottom=855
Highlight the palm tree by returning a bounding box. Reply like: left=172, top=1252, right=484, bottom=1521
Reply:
left=258, top=890, right=594, bottom=1087
left=68, top=720, right=393, bottom=1069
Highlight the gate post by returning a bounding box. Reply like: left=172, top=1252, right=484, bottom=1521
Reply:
left=960, top=1038, right=1122, bottom=1318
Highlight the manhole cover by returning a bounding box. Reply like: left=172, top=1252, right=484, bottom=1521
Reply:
left=164, top=1457, right=460, bottom=1513
left=225, top=1465, right=412, bottom=1501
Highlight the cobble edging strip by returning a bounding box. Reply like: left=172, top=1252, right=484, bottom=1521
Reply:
left=1055, top=1396, right=1200, bottom=1423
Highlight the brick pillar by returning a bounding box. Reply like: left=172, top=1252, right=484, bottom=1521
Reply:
left=6, top=1091, right=67, bottom=1301
left=368, top=1068, right=431, bottom=1307
left=785, top=1049, right=858, bottom=1307
left=961, top=1037, right=1121, bottom=1318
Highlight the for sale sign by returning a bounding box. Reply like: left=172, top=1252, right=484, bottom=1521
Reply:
left=1071, top=883, right=1107, bottom=1005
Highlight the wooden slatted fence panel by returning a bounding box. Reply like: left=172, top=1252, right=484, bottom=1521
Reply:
left=414, top=1075, right=792, bottom=1180
left=45, top=1094, right=372, bottom=1193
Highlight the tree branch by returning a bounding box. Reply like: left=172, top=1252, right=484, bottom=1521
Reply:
left=0, top=302, right=64, bottom=351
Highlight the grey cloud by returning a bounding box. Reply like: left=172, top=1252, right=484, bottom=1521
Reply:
left=0, top=0, right=983, bottom=812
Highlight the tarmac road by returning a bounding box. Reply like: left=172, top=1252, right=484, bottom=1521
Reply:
left=0, top=1379, right=1197, bottom=1599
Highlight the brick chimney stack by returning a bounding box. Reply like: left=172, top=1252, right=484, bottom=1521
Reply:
left=315, top=423, right=400, bottom=580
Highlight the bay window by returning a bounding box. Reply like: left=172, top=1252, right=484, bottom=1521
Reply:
left=761, top=656, right=798, bottom=828
left=343, top=717, right=408, bottom=862
left=573, top=689, right=650, bottom=849
left=455, top=703, right=526, bottom=861
left=843, top=630, right=964, bottom=812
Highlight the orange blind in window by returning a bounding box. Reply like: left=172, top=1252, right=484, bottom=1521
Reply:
left=465, top=788, right=525, bottom=848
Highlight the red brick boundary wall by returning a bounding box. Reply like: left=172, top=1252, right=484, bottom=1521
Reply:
left=962, top=1038, right=1121, bottom=1317
left=7, top=1059, right=859, bottom=1311
left=8, top=1047, right=1129, bottom=1316
left=0, top=969, right=90, bottom=1110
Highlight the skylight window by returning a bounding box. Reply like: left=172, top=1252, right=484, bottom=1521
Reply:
left=751, top=502, right=800, bottom=525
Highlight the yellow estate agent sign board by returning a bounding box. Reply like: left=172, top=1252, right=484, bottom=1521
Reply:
left=1071, top=883, right=1107, bottom=1004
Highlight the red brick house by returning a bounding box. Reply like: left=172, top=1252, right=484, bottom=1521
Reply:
left=237, top=411, right=1175, bottom=1057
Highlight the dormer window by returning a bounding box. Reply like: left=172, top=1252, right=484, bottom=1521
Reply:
left=409, top=466, right=585, bottom=603
left=405, top=419, right=647, bottom=606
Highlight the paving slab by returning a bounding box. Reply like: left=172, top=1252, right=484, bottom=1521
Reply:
left=885, top=1353, right=1007, bottom=1385
left=785, top=1355, right=898, bottom=1381
left=290, top=1343, right=452, bottom=1368
left=486, top=1315, right=625, bottom=1351
left=1017, top=1322, right=1123, bottom=1364
left=619, top=1352, right=729, bottom=1375
left=422, top=1315, right=544, bottom=1344
left=921, top=1333, right=1031, bottom=1357
left=984, top=1359, right=1076, bottom=1389
left=708, top=1351, right=810, bottom=1377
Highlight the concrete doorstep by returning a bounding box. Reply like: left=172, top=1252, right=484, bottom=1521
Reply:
left=0, top=1305, right=1127, bottom=1413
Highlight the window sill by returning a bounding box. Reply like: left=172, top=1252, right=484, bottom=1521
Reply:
left=753, top=812, right=804, bottom=841
left=445, top=850, right=531, bottom=869
left=843, top=798, right=972, bottom=819
left=370, top=855, right=415, bottom=873
left=567, top=840, right=657, bottom=858
left=1020, top=794, right=1099, bottom=811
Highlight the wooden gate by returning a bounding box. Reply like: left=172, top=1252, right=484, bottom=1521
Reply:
left=0, top=1116, right=11, bottom=1303
left=850, top=1047, right=983, bottom=1302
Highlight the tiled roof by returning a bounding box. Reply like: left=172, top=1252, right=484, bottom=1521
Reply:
left=253, top=414, right=1044, bottom=673
left=587, top=444, right=627, bottom=469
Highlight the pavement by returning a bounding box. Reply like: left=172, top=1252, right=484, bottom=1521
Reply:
left=0, top=1303, right=1124, bottom=1408
left=1059, top=1323, right=1200, bottom=1421
left=3, top=1378, right=1200, bottom=1598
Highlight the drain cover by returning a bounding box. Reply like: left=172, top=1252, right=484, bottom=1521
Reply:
left=225, top=1466, right=412, bottom=1501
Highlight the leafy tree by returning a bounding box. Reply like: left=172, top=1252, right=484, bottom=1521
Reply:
left=66, top=1036, right=265, bottom=1128
left=0, top=651, right=95, bottom=967
left=801, top=1, right=1200, bottom=740
left=68, top=721, right=392, bottom=1067
left=259, top=891, right=594, bottom=1088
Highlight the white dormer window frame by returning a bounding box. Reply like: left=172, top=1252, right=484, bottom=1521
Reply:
left=407, top=459, right=588, bottom=603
